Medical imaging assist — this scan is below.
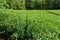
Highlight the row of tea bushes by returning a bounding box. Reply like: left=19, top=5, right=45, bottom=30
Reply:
left=0, top=9, right=60, bottom=40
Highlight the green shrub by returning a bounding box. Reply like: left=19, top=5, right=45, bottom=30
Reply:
left=0, top=9, right=60, bottom=40
left=27, top=11, right=60, bottom=40
left=0, top=9, right=26, bottom=40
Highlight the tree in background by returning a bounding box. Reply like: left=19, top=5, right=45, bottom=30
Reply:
left=53, top=0, right=60, bottom=9
left=25, top=0, right=42, bottom=10
left=6, top=0, right=26, bottom=10
left=25, top=0, right=35, bottom=9
left=0, top=0, right=9, bottom=9
left=0, top=0, right=60, bottom=10
left=44, top=0, right=54, bottom=9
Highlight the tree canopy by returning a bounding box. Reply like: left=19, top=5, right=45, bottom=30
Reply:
left=0, top=0, right=60, bottom=10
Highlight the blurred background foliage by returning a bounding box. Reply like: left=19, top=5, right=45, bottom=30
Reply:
left=0, top=0, right=60, bottom=10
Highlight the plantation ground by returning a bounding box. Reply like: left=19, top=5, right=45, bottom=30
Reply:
left=0, top=9, right=60, bottom=40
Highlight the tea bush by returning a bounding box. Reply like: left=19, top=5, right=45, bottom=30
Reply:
left=0, top=9, right=60, bottom=40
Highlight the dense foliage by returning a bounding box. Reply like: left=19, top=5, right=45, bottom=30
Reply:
left=0, top=9, right=26, bottom=40
left=0, top=0, right=60, bottom=10
left=0, top=9, right=60, bottom=40
left=0, top=0, right=60, bottom=40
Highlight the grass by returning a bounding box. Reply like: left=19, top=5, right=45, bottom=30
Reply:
left=0, top=9, right=60, bottom=40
